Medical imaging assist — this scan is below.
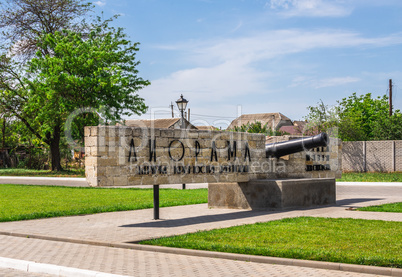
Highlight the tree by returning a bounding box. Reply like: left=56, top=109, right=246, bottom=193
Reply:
left=337, top=93, right=391, bottom=141
left=0, top=0, right=92, bottom=57
left=0, top=112, right=20, bottom=153
left=0, top=18, right=149, bottom=170
left=372, top=112, right=402, bottom=140
left=305, top=92, right=402, bottom=141
left=231, top=121, right=289, bottom=136
left=304, top=99, right=338, bottom=135
left=0, top=0, right=93, bottom=170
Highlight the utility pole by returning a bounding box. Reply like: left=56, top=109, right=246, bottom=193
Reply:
left=389, top=79, right=393, bottom=116
left=188, top=108, right=190, bottom=122
left=170, top=102, right=174, bottom=118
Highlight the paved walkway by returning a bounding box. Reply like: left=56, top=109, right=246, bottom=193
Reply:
left=0, top=182, right=401, bottom=276
left=0, top=235, right=392, bottom=277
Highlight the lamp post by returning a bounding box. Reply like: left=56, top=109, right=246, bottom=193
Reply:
left=176, top=94, right=188, bottom=129
left=176, top=94, right=188, bottom=189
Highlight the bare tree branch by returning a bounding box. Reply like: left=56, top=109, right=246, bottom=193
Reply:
left=0, top=0, right=93, bottom=58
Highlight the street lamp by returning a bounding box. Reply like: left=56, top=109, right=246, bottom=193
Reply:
left=176, top=94, right=188, bottom=129
left=176, top=94, right=188, bottom=190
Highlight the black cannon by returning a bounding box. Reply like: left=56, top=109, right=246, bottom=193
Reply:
left=266, top=132, right=328, bottom=158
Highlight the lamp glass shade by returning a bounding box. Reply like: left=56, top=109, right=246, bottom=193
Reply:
left=176, top=94, right=188, bottom=112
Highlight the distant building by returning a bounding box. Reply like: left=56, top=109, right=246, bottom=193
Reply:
left=227, top=112, right=293, bottom=131
left=121, top=118, right=197, bottom=130
left=279, top=120, right=307, bottom=135
left=195, top=125, right=217, bottom=131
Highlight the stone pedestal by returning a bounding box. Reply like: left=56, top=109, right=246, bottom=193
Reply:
left=208, top=178, right=336, bottom=210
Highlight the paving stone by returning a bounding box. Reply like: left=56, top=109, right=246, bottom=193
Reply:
left=0, top=235, right=388, bottom=277
left=0, top=185, right=400, bottom=244
left=0, top=183, right=400, bottom=277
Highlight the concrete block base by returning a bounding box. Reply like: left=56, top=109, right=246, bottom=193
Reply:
left=208, top=178, right=336, bottom=210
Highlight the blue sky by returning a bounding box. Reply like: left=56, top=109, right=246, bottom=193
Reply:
left=94, top=0, right=402, bottom=128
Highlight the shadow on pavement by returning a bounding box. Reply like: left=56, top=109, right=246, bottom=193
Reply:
left=336, top=198, right=384, bottom=206
left=120, top=198, right=384, bottom=230
left=120, top=209, right=283, bottom=229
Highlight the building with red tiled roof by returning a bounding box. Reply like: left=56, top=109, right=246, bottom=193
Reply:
left=227, top=112, right=293, bottom=130
left=120, top=118, right=197, bottom=129
left=279, top=120, right=307, bottom=135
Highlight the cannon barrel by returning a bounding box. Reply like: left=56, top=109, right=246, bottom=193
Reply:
left=266, top=132, right=328, bottom=158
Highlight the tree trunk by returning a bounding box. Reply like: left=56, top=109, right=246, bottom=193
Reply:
left=2, top=116, right=5, bottom=150
left=50, top=126, right=63, bottom=171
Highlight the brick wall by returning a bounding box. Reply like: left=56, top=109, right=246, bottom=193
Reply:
left=396, top=141, right=402, bottom=172
left=342, top=140, right=402, bottom=172
left=342, top=141, right=365, bottom=172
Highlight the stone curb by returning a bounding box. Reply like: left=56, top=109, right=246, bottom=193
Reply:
left=337, top=182, right=402, bottom=187
left=0, top=257, right=128, bottom=277
left=0, top=177, right=86, bottom=181
left=0, top=177, right=88, bottom=187
left=1, top=231, right=401, bottom=277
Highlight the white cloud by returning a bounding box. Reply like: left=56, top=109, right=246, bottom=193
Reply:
left=139, top=28, right=402, bottom=121
left=269, top=0, right=352, bottom=17
left=314, top=77, right=361, bottom=88
left=231, top=21, right=244, bottom=33
left=160, top=29, right=402, bottom=67
left=141, top=60, right=271, bottom=107
left=290, top=76, right=361, bottom=88
left=94, top=1, right=106, bottom=7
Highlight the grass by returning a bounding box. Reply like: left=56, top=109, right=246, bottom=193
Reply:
left=358, top=202, right=402, bottom=213
left=0, top=168, right=85, bottom=177
left=140, top=217, right=402, bottom=268
left=0, top=184, right=208, bottom=222
left=338, top=172, right=402, bottom=182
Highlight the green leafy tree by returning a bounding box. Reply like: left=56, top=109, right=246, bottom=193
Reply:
left=304, top=99, right=338, bottom=136
left=0, top=18, right=149, bottom=170
left=0, top=0, right=94, bottom=170
left=0, top=112, right=16, bottom=150
left=337, top=93, right=392, bottom=141
left=232, top=121, right=288, bottom=136
left=371, top=112, right=402, bottom=140
left=305, top=93, right=402, bottom=141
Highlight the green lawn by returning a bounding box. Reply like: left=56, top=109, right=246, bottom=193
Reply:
left=358, top=202, right=402, bottom=213
left=140, top=217, right=402, bottom=268
left=0, top=184, right=208, bottom=222
left=338, top=172, right=402, bottom=182
left=0, top=168, right=85, bottom=177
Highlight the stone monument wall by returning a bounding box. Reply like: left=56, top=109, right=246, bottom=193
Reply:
left=85, top=126, right=341, bottom=187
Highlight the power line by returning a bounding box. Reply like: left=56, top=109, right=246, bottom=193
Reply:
left=191, top=113, right=237, bottom=119
left=134, top=113, right=235, bottom=119
left=127, top=111, right=238, bottom=120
